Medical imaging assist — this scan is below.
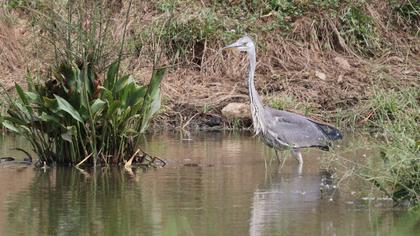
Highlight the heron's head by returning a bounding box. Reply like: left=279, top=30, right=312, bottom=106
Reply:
left=223, top=36, right=254, bottom=53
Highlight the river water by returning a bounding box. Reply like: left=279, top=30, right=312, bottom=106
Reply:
left=0, top=132, right=418, bottom=236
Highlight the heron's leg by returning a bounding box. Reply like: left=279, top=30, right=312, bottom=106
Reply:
left=291, top=148, right=303, bottom=165
left=296, top=162, right=303, bottom=176
left=274, top=150, right=281, bottom=162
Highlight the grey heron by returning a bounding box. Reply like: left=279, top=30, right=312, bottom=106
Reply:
left=223, top=36, right=342, bottom=165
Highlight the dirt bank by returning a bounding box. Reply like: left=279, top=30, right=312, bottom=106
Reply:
left=1, top=1, right=419, bottom=130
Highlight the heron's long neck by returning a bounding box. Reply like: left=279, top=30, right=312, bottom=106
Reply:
left=247, top=48, right=264, bottom=134
left=248, top=50, right=263, bottom=109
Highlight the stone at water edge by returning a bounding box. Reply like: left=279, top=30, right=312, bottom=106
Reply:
left=315, top=71, right=327, bottom=81
left=333, top=56, right=351, bottom=70
left=221, top=103, right=251, bottom=120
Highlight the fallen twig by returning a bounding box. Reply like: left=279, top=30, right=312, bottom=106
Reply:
left=124, top=149, right=140, bottom=169
left=138, top=146, right=166, bottom=167
left=75, top=153, right=93, bottom=168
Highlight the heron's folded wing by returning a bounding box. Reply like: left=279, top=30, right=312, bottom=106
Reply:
left=265, top=108, right=332, bottom=148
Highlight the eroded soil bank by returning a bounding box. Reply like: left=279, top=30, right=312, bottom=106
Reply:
left=1, top=1, right=419, bottom=129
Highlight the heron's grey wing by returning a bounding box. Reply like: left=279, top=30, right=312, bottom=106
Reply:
left=264, top=107, right=336, bottom=149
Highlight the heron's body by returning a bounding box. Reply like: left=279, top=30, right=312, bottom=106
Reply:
left=224, top=36, right=342, bottom=164
left=259, top=108, right=340, bottom=149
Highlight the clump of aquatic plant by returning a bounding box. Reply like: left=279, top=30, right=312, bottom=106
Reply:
left=0, top=0, right=166, bottom=166
left=1, top=62, right=164, bottom=166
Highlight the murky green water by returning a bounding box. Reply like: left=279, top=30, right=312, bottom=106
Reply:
left=0, top=132, right=418, bottom=236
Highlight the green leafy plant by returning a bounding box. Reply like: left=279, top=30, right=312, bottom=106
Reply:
left=1, top=0, right=166, bottom=166
left=1, top=62, right=165, bottom=165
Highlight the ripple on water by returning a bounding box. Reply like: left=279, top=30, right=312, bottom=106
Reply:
left=0, top=132, right=418, bottom=236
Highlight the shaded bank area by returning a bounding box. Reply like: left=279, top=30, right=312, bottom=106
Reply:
left=0, top=0, right=419, bottom=129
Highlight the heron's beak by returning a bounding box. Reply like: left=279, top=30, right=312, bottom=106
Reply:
left=222, top=42, right=241, bottom=51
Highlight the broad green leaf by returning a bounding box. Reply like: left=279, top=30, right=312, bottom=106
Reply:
left=149, top=89, right=161, bottom=116
left=26, top=74, right=34, bottom=92
left=118, top=106, right=132, bottom=124
left=14, top=103, right=30, bottom=120
left=74, top=68, right=83, bottom=94
left=39, top=112, right=61, bottom=125
left=126, top=85, right=147, bottom=107
left=78, top=106, right=90, bottom=120
left=61, top=132, right=72, bottom=142
left=57, top=63, right=75, bottom=83
left=130, top=102, right=143, bottom=115
left=54, top=95, right=84, bottom=123
left=107, top=100, right=121, bottom=118
left=2, top=120, right=20, bottom=133
left=122, top=83, right=138, bottom=107
left=99, top=86, right=114, bottom=102
left=43, top=97, right=58, bottom=110
left=61, top=126, right=74, bottom=143
left=140, top=89, right=161, bottom=133
left=105, top=61, right=119, bottom=89
left=78, top=70, right=91, bottom=109
left=25, top=91, right=40, bottom=102
left=113, top=75, right=134, bottom=95
left=15, top=83, right=29, bottom=106
left=85, top=66, right=95, bottom=96
left=149, top=68, right=165, bottom=91
left=3, top=115, right=27, bottom=126
left=18, top=125, right=31, bottom=133
left=91, top=99, right=106, bottom=114
left=140, top=68, right=165, bottom=133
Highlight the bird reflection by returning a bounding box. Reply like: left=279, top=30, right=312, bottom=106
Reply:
left=250, top=163, right=322, bottom=236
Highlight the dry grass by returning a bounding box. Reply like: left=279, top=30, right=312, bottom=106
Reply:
left=1, top=0, right=419, bottom=129
left=0, top=14, right=26, bottom=90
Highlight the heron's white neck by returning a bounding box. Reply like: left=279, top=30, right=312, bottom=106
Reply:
left=247, top=47, right=265, bottom=134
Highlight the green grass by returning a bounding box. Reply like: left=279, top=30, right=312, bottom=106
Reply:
left=327, top=88, right=419, bottom=206
left=268, top=95, right=314, bottom=116
left=5, top=0, right=43, bottom=10
left=389, top=0, right=420, bottom=35
left=127, top=0, right=397, bottom=63
left=339, top=5, right=381, bottom=54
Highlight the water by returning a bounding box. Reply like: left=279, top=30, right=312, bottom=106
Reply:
left=0, top=132, right=418, bottom=236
